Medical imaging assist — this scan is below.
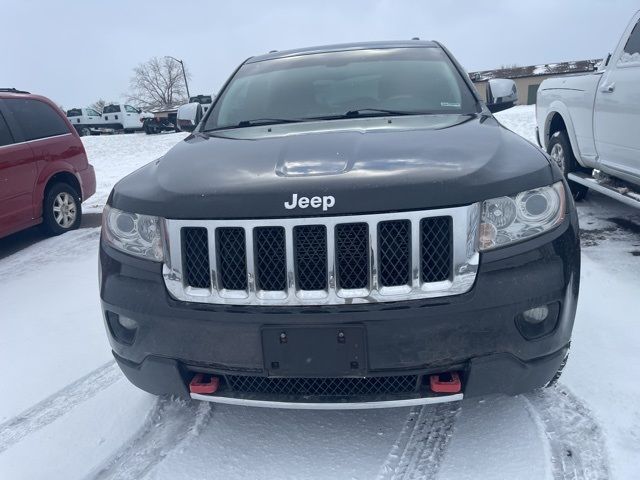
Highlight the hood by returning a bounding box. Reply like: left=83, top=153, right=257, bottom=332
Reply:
left=110, top=114, right=556, bottom=219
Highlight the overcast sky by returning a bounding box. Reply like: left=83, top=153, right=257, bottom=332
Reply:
left=2, top=0, right=638, bottom=108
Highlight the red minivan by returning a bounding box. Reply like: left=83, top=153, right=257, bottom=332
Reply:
left=0, top=89, right=96, bottom=239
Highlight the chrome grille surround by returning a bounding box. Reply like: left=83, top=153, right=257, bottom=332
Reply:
left=163, top=204, right=480, bottom=306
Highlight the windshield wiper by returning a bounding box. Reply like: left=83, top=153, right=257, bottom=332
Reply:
left=237, top=118, right=303, bottom=127
left=204, top=118, right=303, bottom=132
left=309, top=108, right=433, bottom=120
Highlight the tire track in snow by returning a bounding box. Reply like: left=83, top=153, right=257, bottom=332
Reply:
left=0, top=360, right=120, bottom=454
left=376, top=402, right=461, bottom=480
left=524, top=386, right=610, bottom=480
left=89, top=397, right=212, bottom=480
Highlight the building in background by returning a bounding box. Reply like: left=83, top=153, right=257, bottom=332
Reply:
left=470, top=59, right=602, bottom=105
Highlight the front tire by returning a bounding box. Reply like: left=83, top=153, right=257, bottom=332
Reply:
left=42, top=183, right=82, bottom=236
left=548, top=131, right=589, bottom=201
left=79, top=127, right=91, bottom=137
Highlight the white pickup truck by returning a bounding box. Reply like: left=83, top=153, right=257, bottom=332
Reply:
left=101, top=104, right=152, bottom=133
left=536, top=10, right=640, bottom=207
left=66, top=107, right=106, bottom=136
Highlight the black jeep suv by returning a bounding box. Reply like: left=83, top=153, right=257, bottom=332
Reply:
left=100, top=41, right=579, bottom=409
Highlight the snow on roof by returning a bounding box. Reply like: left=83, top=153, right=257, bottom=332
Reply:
left=469, top=59, right=602, bottom=81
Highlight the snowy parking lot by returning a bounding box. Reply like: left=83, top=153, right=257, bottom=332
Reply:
left=1, top=106, right=639, bottom=479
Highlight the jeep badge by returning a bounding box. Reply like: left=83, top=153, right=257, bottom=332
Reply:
left=284, top=193, right=335, bottom=211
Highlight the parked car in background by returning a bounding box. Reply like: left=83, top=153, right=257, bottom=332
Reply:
left=66, top=107, right=112, bottom=136
left=176, top=94, right=214, bottom=132
left=536, top=10, right=640, bottom=207
left=101, top=103, right=152, bottom=133
left=0, top=88, right=96, bottom=239
left=190, top=95, right=213, bottom=114
left=143, top=116, right=178, bottom=135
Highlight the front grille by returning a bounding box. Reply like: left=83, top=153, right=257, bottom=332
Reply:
left=182, top=227, right=210, bottom=288
left=225, top=375, right=419, bottom=396
left=294, top=225, right=327, bottom=290
left=166, top=205, right=479, bottom=305
left=335, top=223, right=369, bottom=290
left=255, top=227, right=287, bottom=291
left=216, top=227, right=247, bottom=290
left=378, top=220, right=411, bottom=287
left=421, top=217, right=452, bottom=283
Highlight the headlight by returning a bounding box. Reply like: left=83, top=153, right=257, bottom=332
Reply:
left=479, top=182, right=565, bottom=250
left=102, top=205, right=164, bottom=261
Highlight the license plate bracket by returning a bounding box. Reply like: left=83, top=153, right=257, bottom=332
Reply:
left=262, top=325, right=367, bottom=376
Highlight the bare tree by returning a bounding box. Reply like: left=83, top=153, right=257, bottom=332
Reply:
left=126, top=57, right=190, bottom=111
left=91, top=98, right=106, bottom=112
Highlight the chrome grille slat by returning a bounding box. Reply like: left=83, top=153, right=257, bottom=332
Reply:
left=163, top=204, right=480, bottom=306
left=410, top=218, right=422, bottom=290
left=284, top=225, right=297, bottom=299
left=207, top=226, right=218, bottom=291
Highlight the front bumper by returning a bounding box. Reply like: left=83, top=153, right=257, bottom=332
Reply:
left=99, top=212, right=579, bottom=407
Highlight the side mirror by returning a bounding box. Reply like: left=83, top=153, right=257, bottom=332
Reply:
left=486, top=78, right=518, bottom=113
left=176, top=102, right=203, bottom=132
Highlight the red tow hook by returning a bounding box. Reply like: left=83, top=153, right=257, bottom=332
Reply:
left=189, top=373, right=220, bottom=394
left=429, top=372, right=462, bottom=394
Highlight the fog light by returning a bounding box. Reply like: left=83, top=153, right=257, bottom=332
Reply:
left=522, top=305, right=549, bottom=324
left=515, top=302, right=560, bottom=340
left=105, top=311, right=137, bottom=345
left=118, top=315, right=138, bottom=330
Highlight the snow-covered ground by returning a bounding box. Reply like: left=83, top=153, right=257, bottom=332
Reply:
left=1, top=111, right=639, bottom=479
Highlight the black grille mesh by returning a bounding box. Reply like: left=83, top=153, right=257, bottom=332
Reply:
left=255, top=227, right=287, bottom=291
left=182, top=227, right=211, bottom=288
left=225, top=375, right=419, bottom=396
left=421, top=217, right=452, bottom=283
left=378, top=220, right=411, bottom=287
left=294, top=225, right=327, bottom=290
left=182, top=216, right=455, bottom=297
left=216, top=227, right=247, bottom=290
left=335, top=223, right=369, bottom=290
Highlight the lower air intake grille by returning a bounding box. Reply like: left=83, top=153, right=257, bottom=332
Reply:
left=421, top=217, right=452, bottom=283
left=335, top=223, right=369, bottom=290
left=216, top=227, right=247, bottom=290
left=182, top=227, right=210, bottom=288
left=225, top=375, right=419, bottom=396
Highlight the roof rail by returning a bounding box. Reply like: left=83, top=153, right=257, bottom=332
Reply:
left=0, top=88, right=30, bottom=94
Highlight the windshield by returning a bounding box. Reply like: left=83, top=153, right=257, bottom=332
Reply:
left=204, top=47, right=478, bottom=131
